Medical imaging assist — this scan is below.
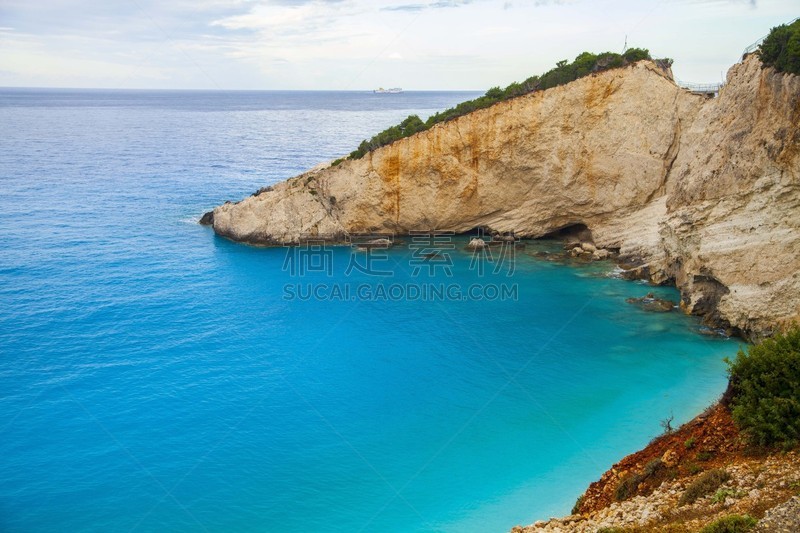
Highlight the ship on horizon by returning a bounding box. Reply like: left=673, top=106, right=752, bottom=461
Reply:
left=373, top=87, right=403, bottom=94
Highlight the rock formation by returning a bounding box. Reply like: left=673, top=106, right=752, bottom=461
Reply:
left=512, top=404, right=800, bottom=532
left=208, top=55, right=799, bottom=339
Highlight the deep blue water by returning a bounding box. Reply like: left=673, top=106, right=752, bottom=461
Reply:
left=0, top=88, right=739, bottom=532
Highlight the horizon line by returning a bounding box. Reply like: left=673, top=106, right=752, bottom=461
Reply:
left=0, top=86, right=486, bottom=93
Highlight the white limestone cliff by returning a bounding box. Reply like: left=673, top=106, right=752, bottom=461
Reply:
left=209, top=55, right=800, bottom=338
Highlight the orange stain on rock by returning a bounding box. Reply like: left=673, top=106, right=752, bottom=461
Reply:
left=377, top=147, right=402, bottom=224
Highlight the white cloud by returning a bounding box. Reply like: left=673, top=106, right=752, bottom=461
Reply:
left=0, top=0, right=797, bottom=89
left=477, top=25, right=517, bottom=36
left=211, top=3, right=330, bottom=31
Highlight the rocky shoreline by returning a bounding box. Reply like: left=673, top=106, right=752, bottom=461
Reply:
left=513, top=404, right=800, bottom=532
left=202, top=45, right=799, bottom=529
left=202, top=39, right=800, bottom=532
left=205, top=53, right=799, bottom=340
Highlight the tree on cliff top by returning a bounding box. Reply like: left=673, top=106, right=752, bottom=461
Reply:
left=758, top=19, right=800, bottom=75
left=348, top=47, right=657, bottom=160
left=726, top=326, right=800, bottom=449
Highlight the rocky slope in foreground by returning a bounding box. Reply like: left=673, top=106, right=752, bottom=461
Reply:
left=207, top=55, right=800, bottom=339
left=513, top=404, right=800, bottom=532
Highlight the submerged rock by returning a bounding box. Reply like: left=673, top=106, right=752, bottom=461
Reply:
left=626, top=292, right=676, bottom=312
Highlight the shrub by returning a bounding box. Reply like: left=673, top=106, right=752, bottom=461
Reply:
left=697, top=449, right=714, bottom=461
left=679, top=469, right=731, bottom=505
left=655, top=57, right=674, bottom=69
left=643, top=458, right=662, bottom=476
left=661, top=413, right=675, bottom=434
left=348, top=114, right=427, bottom=159
left=615, top=459, right=663, bottom=501
left=699, top=514, right=757, bottom=533
left=711, top=487, right=742, bottom=504
left=615, top=473, right=642, bottom=501
left=624, top=47, right=651, bottom=63
left=757, top=19, right=800, bottom=75
left=726, top=326, right=800, bottom=448
left=571, top=494, right=584, bottom=515
left=687, top=462, right=703, bottom=475
left=685, top=437, right=696, bottom=449
left=484, top=86, right=504, bottom=99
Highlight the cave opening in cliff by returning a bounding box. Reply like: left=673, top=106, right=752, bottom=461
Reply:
left=539, top=223, right=593, bottom=243
left=458, top=226, right=511, bottom=238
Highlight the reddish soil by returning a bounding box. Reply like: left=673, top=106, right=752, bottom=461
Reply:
left=577, top=403, right=748, bottom=514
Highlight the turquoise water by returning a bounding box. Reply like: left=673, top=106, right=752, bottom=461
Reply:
left=0, top=89, right=739, bottom=532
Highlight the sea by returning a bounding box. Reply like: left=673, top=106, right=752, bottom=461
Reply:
left=0, top=88, right=740, bottom=532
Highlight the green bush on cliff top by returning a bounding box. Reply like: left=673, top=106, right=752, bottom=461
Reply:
left=699, top=514, right=757, bottom=533
left=757, top=18, right=800, bottom=75
left=348, top=48, right=661, bottom=159
left=725, top=326, right=800, bottom=449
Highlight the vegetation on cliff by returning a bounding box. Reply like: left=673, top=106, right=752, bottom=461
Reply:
left=726, top=326, right=800, bottom=449
left=562, top=328, right=800, bottom=531
left=757, top=18, right=800, bottom=75
left=347, top=48, right=669, bottom=160
left=699, top=514, right=757, bottom=533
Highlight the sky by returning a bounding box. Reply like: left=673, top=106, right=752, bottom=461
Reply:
left=0, top=0, right=797, bottom=90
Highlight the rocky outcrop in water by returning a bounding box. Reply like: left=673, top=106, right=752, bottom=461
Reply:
left=208, top=55, right=799, bottom=339
left=198, top=210, right=214, bottom=226
left=626, top=293, right=676, bottom=313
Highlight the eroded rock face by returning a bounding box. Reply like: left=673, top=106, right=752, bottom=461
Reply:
left=210, top=56, right=800, bottom=338
left=213, top=61, right=692, bottom=243
left=658, top=56, right=800, bottom=337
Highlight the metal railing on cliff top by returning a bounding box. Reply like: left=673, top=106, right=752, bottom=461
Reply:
left=675, top=17, right=799, bottom=97
left=676, top=81, right=725, bottom=95
left=741, top=17, right=799, bottom=60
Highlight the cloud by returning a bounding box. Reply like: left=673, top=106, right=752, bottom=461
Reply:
left=210, top=1, right=364, bottom=34
left=381, top=3, right=426, bottom=10
left=381, top=0, right=474, bottom=12
left=430, top=0, right=474, bottom=7
left=477, top=25, right=517, bottom=36
left=204, top=1, right=384, bottom=72
left=264, top=0, right=346, bottom=4
left=1, top=0, right=797, bottom=90
left=674, top=0, right=757, bottom=4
